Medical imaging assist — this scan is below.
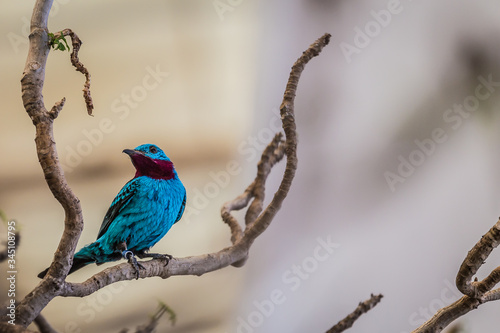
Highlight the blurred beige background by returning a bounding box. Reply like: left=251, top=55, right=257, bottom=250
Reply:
left=3, top=0, right=500, bottom=332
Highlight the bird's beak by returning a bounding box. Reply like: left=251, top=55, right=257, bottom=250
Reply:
left=123, top=149, right=144, bottom=156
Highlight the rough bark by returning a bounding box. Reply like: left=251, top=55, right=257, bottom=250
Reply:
left=326, top=294, right=383, bottom=333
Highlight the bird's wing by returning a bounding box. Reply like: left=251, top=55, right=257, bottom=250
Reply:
left=97, top=178, right=140, bottom=239
left=174, top=192, right=187, bottom=224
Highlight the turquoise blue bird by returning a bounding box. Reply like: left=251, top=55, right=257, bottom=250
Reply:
left=38, top=144, right=186, bottom=279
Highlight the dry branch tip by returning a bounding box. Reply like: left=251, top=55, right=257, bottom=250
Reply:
left=326, top=293, right=383, bottom=333
left=49, top=97, right=66, bottom=119
left=54, top=28, right=94, bottom=116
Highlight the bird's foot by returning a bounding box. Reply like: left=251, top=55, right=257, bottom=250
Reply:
left=122, top=250, right=145, bottom=279
left=137, top=252, right=173, bottom=267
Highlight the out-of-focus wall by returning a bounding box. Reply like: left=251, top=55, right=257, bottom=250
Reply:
left=241, top=1, right=500, bottom=333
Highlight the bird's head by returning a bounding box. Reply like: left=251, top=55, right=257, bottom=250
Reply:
left=123, top=144, right=176, bottom=180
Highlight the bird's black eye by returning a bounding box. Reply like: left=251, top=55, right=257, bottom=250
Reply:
left=149, top=146, right=157, bottom=154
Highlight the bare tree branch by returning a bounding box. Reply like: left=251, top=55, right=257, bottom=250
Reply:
left=413, top=218, right=500, bottom=332
left=221, top=133, right=286, bottom=248
left=456, top=218, right=500, bottom=297
left=52, top=28, right=93, bottom=115
left=224, top=132, right=286, bottom=267
left=412, top=295, right=478, bottom=333
left=326, top=294, right=383, bottom=333
left=14, top=0, right=88, bottom=327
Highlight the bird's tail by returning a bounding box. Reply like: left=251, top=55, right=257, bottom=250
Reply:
left=37, top=249, right=95, bottom=279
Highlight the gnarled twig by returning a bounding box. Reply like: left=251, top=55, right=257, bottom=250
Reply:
left=413, top=218, right=500, bottom=332
left=326, top=294, right=383, bottom=333
left=33, top=314, right=59, bottom=333
left=52, top=28, right=93, bottom=115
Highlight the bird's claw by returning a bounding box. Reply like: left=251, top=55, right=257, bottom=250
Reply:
left=122, top=250, right=145, bottom=279
left=159, top=254, right=172, bottom=267
left=137, top=252, right=173, bottom=267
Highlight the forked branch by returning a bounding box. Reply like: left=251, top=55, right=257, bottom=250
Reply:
left=414, top=218, right=500, bottom=332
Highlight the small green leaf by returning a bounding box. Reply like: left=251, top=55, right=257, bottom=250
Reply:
left=48, top=32, right=71, bottom=52
left=61, top=36, right=70, bottom=52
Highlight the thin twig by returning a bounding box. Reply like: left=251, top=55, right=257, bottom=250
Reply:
left=118, top=302, right=175, bottom=333
left=413, top=217, right=500, bottom=332
left=456, top=218, right=500, bottom=297
left=238, top=33, right=331, bottom=249
left=55, top=29, right=93, bottom=115
left=222, top=133, right=285, bottom=266
left=326, top=294, right=383, bottom=333
left=244, top=133, right=285, bottom=227
left=412, top=295, right=478, bottom=333
left=34, top=314, right=60, bottom=333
